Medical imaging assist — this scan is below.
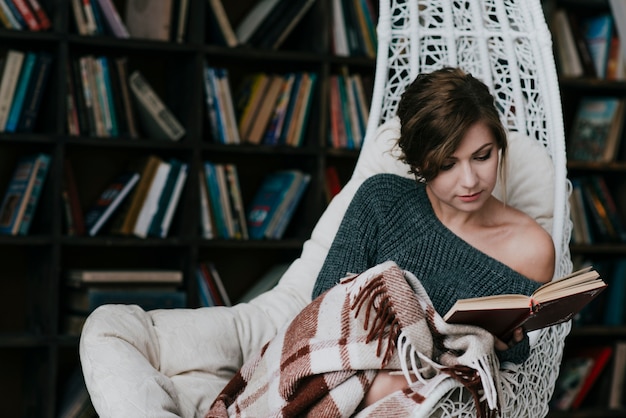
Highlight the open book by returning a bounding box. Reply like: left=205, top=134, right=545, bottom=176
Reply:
left=443, top=267, right=607, bottom=340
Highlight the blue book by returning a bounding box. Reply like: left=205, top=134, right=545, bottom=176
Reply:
left=203, top=162, right=228, bottom=238
left=17, top=52, right=53, bottom=133
left=603, top=259, right=626, bottom=325
left=18, top=153, right=51, bottom=235
left=0, top=153, right=49, bottom=235
left=98, top=56, right=119, bottom=137
left=267, top=173, right=310, bottom=239
left=5, top=51, right=37, bottom=133
left=582, top=14, right=614, bottom=79
left=84, top=172, right=140, bottom=236
left=246, top=170, right=301, bottom=240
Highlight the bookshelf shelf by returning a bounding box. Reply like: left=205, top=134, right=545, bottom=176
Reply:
left=548, top=0, right=626, bottom=414
left=0, top=0, right=376, bottom=415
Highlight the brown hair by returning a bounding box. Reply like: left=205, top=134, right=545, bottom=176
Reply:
left=396, top=67, right=507, bottom=183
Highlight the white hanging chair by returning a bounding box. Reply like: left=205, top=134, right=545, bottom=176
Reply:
left=80, top=1, right=573, bottom=416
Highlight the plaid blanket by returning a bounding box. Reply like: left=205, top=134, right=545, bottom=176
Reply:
left=206, top=261, right=500, bottom=418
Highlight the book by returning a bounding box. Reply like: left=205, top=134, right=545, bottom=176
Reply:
left=147, top=158, right=188, bottom=238
left=25, top=0, right=50, bottom=30
left=133, top=158, right=172, bottom=238
left=198, top=261, right=231, bottom=306
left=65, top=286, right=186, bottom=313
left=246, top=170, right=308, bottom=240
left=113, top=57, right=139, bottom=138
left=550, top=354, right=595, bottom=410
left=10, top=0, right=40, bottom=31
left=235, top=0, right=281, bottom=45
left=0, top=1, right=22, bottom=29
left=603, top=259, right=626, bottom=326
left=609, top=341, right=626, bottom=409
left=581, top=14, right=614, bottom=79
left=66, top=269, right=183, bottom=285
left=16, top=50, right=52, bottom=133
left=0, top=49, right=25, bottom=131
left=283, top=72, right=316, bottom=147
left=114, top=155, right=162, bottom=235
left=0, top=153, right=48, bottom=236
left=568, top=97, right=625, bottom=163
left=83, top=171, right=140, bottom=236
left=173, top=0, right=189, bottom=43
left=95, top=0, right=129, bottom=38
left=254, top=0, right=317, bottom=50
left=124, top=0, right=173, bottom=41
left=198, top=169, right=215, bottom=239
left=443, top=267, right=607, bottom=340
left=237, top=73, right=271, bottom=140
left=203, top=161, right=228, bottom=238
left=206, top=0, right=238, bottom=47
left=17, top=152, right=50, bottom=235
left=246, top=74, right=284, bottom=144
left=128, top=70, right=186, bottom=141
left=5, top=50, right=36, bottom=132
left=62, top=159, right=85, bottom=236
left=224, top=164, right=248, bottom=240
left=570, top=346, right=614, bottom=409
left=266, top=173, right=310, bottom=239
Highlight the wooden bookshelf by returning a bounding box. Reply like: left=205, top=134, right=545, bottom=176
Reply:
left=0, top=0, right=374, bottom=416
left=547, top=0, right=626, bottom=415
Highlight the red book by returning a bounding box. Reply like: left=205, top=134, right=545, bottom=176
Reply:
left=11, top=0, right=40, bottom=31
left=25, top=0, right=50, bottom=30
left=571, top=346, right=614, bottom=409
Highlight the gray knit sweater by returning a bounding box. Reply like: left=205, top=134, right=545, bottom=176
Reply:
left=313, top=173, right=542, bottom=364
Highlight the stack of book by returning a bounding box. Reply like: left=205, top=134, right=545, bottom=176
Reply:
left=246, top=169, right=311, bottom=240
left=0, top=0, right=51, bottom=31
left=200, top=162, right=247, bottom=240
left=0, top=49, right=53, bottom=133
left=196, top=261, right=231, bottom=307
left=328, top=68, right=371, bottom=149
left=331, top=0, right=378, bottom=58
left=83, top=155, right=188, bottom=238
left=66, top=58, right=185, bottom=141
left=0, top=153, right=51, bottom=236
left=570, top=175, right=626, bottom=245
left=62, top=268, right=186, bottom=336
left=551, top=7, right=625, bottom=80
left=235, top=71, right=317, bottom=147
left=203, top=64, right=240, bottom=145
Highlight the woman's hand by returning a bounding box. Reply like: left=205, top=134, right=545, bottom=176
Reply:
left=494, top=327, right=524, bottom=351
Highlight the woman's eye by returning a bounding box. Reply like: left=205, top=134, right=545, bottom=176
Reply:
left=440, top=162, right=455, bottom=171
left=475, top=150, right=492, bottom=161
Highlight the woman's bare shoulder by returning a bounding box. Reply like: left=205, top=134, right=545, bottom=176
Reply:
left=505, top=206, right=555, bottom=283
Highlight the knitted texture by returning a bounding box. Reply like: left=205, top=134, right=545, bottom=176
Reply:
left=313, top=174, right=541, bottom=364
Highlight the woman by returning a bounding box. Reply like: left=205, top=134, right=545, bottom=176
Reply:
left=206, top=68, right=556, bottom=417
left=311, top=67, right=556, bottom=407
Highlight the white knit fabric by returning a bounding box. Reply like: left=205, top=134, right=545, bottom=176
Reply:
left=80, top=1, right=572, bottom=417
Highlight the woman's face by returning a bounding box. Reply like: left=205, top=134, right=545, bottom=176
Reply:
left=426, top=121, right=499, bottom=214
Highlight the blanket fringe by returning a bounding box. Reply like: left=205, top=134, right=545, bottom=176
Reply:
left=349, top=273, right=401, bottom=365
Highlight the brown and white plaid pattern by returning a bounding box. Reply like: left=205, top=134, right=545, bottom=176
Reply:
left=206, top=261, right=500, bottom=418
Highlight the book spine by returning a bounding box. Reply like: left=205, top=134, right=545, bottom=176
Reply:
left=16, top=51, right=52, bottom=133
left=10, top=0, right=39, bottom=30
left=5, top=51, right=36, bottom=132
left=0, top=50, right=25, bottom=131
left=18, top=153, right=51, bottom=235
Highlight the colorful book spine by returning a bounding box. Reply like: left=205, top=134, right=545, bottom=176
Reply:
left=18, top=153, right=51, bottom=235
